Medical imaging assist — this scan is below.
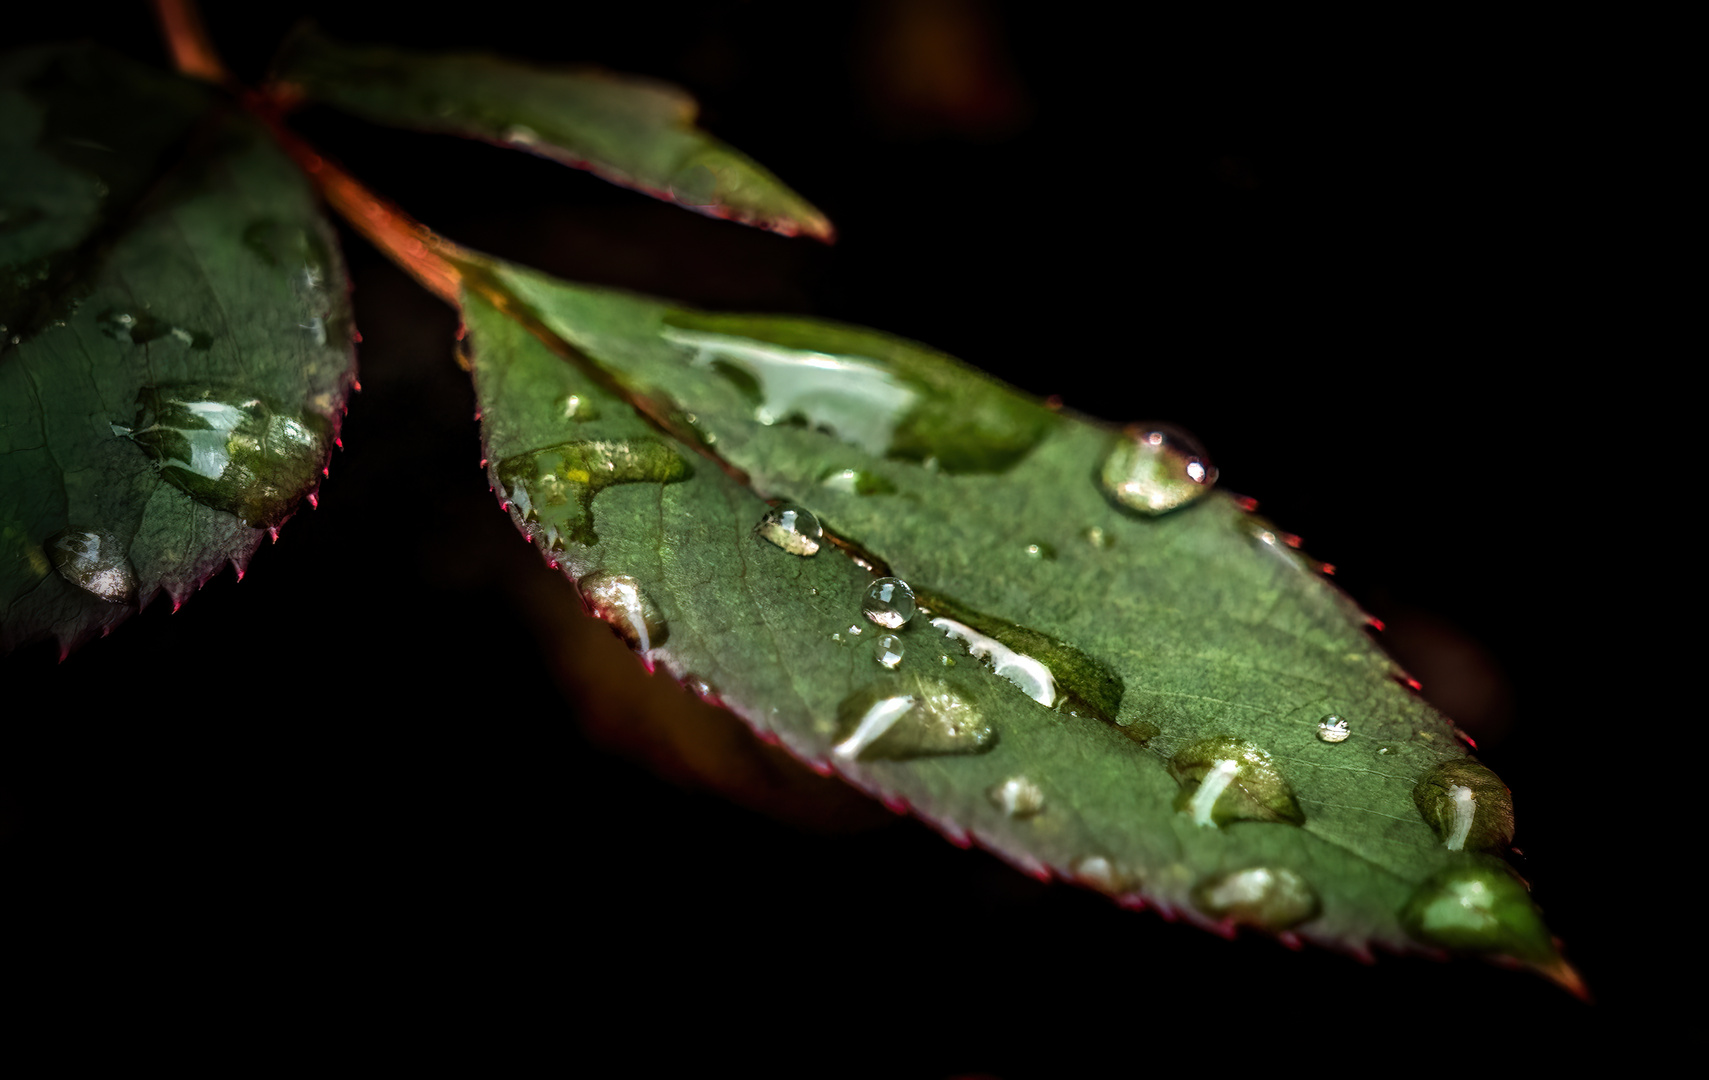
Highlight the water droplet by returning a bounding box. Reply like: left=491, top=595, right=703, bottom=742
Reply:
left=833, top=676, right=994, bottom=762
left=579, top=573, right=668, bottom=655
left=987, top=776, right=1045, bottom=819
left=498, top=438, right=690, bottom=549
left=846, top=623, right=864, bottom=636
left=125, top=385, right=331, bottom=528
left=872, top=634, right=905, bottom=669
left=940, top=654, right=955, bottom=667
left=1400, top=858, right=1559, bottom=964
left=1023, top=541, right=1056, bottom=560
left=754, top=502, right=823, bottom=556
left=669, top=162, right=720, bottom=207
left=1413, top=760, right=1514, bottom=852
left=861, top=576, right=916, bottom=628
left=920, top=590, right=1123, bottom=722
left=556, top=393, right=597, bottom=421
left=1192, top=867, right=1320, bottom=931
left=44, top=528, right=135, bottom=603
left=1169, top=736, right=1305, bottom=827
left=1317, top=714, right=1351, bottom=743
left=1099, top=422, right=1218, bottom=515
left=97, top=308, right=208, bottom=348
left=1085, top=526, right=1113, bottom=548
left=818, top=467, right=897, bottom=495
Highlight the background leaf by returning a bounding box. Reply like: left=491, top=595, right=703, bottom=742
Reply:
left=4, top=1, right=1629, bottom=1052
left=270, top=26, right=834, bottom=241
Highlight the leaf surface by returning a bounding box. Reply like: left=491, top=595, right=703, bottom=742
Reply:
left=270, top=28, right=834, bottom=241
left=454, top=252, right=1571, bottom=979
left=0, top=45, right=356, bottom=653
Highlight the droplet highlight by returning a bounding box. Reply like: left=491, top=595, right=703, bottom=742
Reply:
left=1412, top=760, right=1514, bottom=852
left=819, top=467, right=897, bottom=496
left=987, top=776, right=1045, bottom=819
left=873, top=634, right=905, bottom=669
left=833, top=676, right=994, bottom=762
left=1192, top=867, right=1321, bottom=931
left=44, top=528, right=135, bottom=604
left=125, top=385, right=331, bottom=528
left=1099, top=422, right=1217, bottom=515
left=1317, top=715, right=1351, bottom=743
left=1169, top=736, right=1305, bottom=827
left=579, top=573, right=668, bottom=655
left=754, top=502, right=823, bottom=556
left=861, top=576, right=916, bottom=628
left=498, top=438, right=690, bottom=549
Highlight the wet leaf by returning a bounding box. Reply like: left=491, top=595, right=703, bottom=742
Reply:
left=453, top=252, right=1574, bottom=985
left=270, top=27, right=833, bottom=241
left=0, top=45, right=356, bottom=654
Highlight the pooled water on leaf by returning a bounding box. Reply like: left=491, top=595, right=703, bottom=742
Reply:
left=1192, top=867, right=1320, bottom=931
left=754, top=502, right=822, bottom=556
left=579, top=572, right=667, bottom=655
left=1412, top=760, right=1514, bottom=852
left=987, top=776, right=1045, bottom=819
left=1099, top=422, right=1217, bottom=515
left=919, top=591, right=1123, bottom=722
left=1169, top=736, right=1305, bottom=827
left=873, top=634, right=905, bottom=669
left=125, top=385, right=330, bottom=528
left=861, top=576, right=915, bottom=628
left=1317, top=715, right=1351, bottom=743
left=44, top=528, right=134, bottom=603
left=833, top=676, right=994, bottom=762
left=1399, top=859, right=1558, bottom=964
left=498, top=438, right=689, bottom=549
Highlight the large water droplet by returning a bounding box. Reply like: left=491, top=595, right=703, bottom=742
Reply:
left=1192, top=867, right=1321, bottom=931
left=754, top=502, right=822, bottom=556
left=44, top=528, right=135, bottom=603
left=1099, top=422, right=1217, bottom=515
left=987, top=776, right=1045, bottom=819
left=125, top=385, right=331, bottom=528
left=1399, top=858, right=1559, bottom=964
left=1169, top=736, right=1305, bottom=827
left=833, top=676, right=994, bottom=762
left=919, top=590, right=1123, bottom=723
left=1413, top=760, right=1514, bottom=852
left=1317, top=715, right=1351, bottom=743
left=861, top=576, right=915, bottom=628
left=580, top=573, right=668, bottom=655
left=873, top=634, right=905, bottom=669
left=498, top=438, right=689, bottom=549
left=669, top=162, right=720, bottom=207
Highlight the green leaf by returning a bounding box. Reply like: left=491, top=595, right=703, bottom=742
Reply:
left=453, top=252, right=1573, bottom=982
left=270, top=27, right=834, bottom=242
left=0, top=45, right=356, bottom=654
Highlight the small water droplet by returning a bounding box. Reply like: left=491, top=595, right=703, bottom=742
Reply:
left=557, top=393, right=597, bottom=421
left=669, top=162, right=720, bottom=207
left=1400, top=859, right=1559, bottom=964
left=873, top=634, right=905, bottom=669
left=754, top=502, right=822, bottom=556
left=819, top=467, right=897, bottom=495
left=1099, top=422, right=1217, bottom=515
left=846, top=623, right=864, bottom=637
left=987, top=776, right=1045, bottom=819
left=833, top=676, right=994, bottom=762
left=1023, top=541, right=1056, bottom=560
left=1169, top=736, right=1304, bottom=827
left=831, top=632, right=843, bottom=644
left=125, top=385, right=331, bottom=528
left=940, top=654, right=955, bottom=667
left=1317, top=715, right=1351, bottom=743
left=861, top=576, right=916, bottom=628
left=1085, top=526, right=1112, bottom=548
left=580, top=573, right=668, bottom=655
left=1413, top=760, right=1514, bottom=852
left=1192, top=867, right=1320, bottom=931
left=44, top=528, right=135, bottom=604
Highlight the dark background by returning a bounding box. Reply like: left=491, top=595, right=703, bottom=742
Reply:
left=4, top=1, right=1634, bottom=1064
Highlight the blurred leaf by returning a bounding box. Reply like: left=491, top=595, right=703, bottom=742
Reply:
left=0, top=45, right=356, bottom=653
left=451, top=251, right=1573, bottom=984
left=271, top=27, right=834, bottom=241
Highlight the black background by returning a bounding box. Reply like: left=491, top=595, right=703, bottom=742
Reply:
left=4, top=1, right=1636, bottom=1066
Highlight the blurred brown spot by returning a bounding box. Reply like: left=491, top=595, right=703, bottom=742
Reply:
left=1370, top=599, right=1515, bottom=747
left=504, top=550, right=894, bottom=834
left=860, top=0, right=1031, bottom=138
